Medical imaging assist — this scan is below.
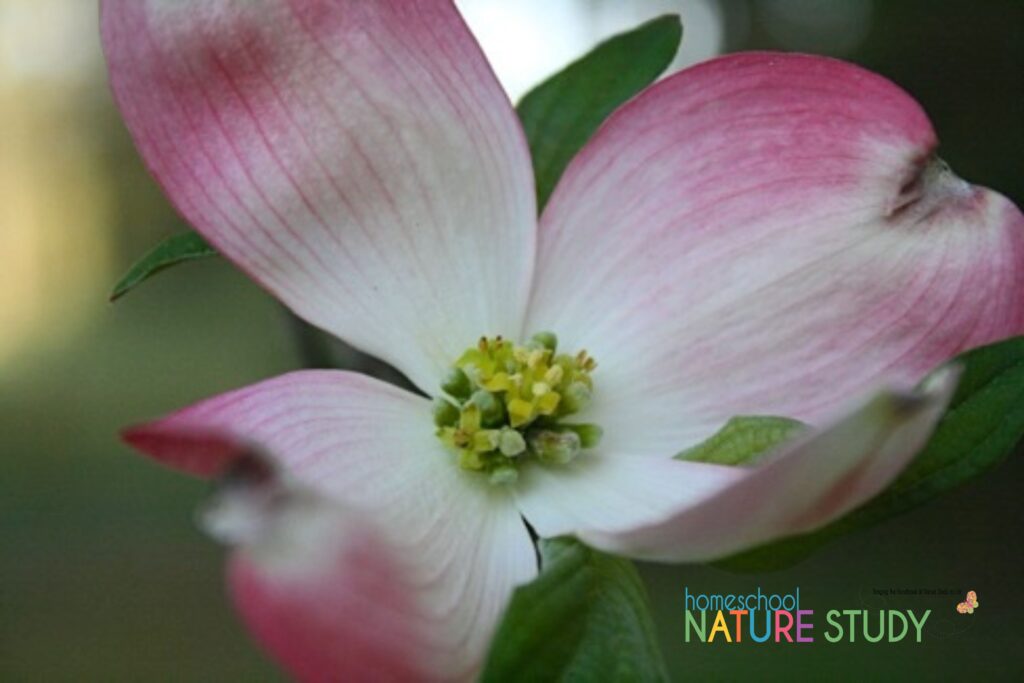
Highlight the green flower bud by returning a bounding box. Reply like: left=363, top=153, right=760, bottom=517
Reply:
left=489, top=465, right=519, bottom=485
left=529, top=429, right=582, bottom=465
left=559, top=381, right=592, bottom=416
left=441, top=367, right=473, bottom=400
left=432, top=398, right=460, bottom=427
left=471, top=390, right=507, bottom=428
left=498, top=428, right=527, bottom=457
left=561, top=423, right=603, bottom=449
left=529, top=331, right=558, bottom=353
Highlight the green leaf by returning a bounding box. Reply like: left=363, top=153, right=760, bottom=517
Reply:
left=481, top=538, right=668, bottom=683
left=676, top=415, right=806, bottom=466
left=110, top=231, right=217, bottom=301
left=717, top=336, right=1024, bottom=572
left=516, top=15, right=682, bottom=211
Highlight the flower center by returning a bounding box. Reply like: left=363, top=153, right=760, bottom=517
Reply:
left=434, top=332, right=602, bottom=485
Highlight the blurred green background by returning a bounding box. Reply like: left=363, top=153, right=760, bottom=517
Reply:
left=1, top=1, right=1021, bottom=680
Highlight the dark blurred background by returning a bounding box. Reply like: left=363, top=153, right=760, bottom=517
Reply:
left=1, top=1, right=1021, bottom=680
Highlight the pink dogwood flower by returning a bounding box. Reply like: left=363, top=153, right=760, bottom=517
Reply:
left=102, top=0, right=1024, bottom=679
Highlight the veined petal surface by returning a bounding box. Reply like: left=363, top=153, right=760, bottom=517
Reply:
left=527, top=52, right=1024, bottom=456
left=124, top=371, right=536, bottom=680
left=225, top=489, right=439, bottom=682
left=516, top=370, right=956, bottom=562
left=101, top=0, right=537, bottom=392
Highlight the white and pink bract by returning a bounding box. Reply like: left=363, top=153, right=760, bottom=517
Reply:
left=101, top=1, right=1024, bottom=680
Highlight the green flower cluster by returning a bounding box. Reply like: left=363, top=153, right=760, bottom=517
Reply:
left=435, top=332, right=602, bottom=484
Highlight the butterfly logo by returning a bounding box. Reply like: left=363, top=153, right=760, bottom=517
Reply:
left=956, top=590, right=979, bottom=615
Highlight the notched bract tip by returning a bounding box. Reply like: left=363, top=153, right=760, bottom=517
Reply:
left=198, top=453, right=292, bottom=547
left=197, top=453, right=372, bottom=576
left=888, top=154, right=977, bottom=223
